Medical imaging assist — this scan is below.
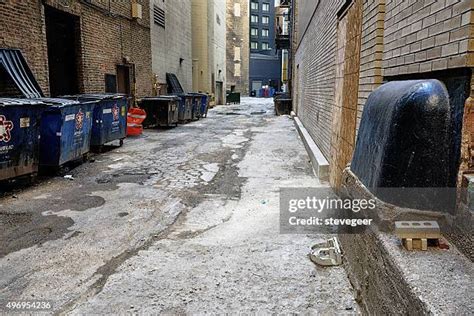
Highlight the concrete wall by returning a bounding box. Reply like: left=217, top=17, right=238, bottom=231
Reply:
left=226, top=0, right=250, bottom=94
left=191, top=0, right=226, bottom=103
left=0, top=0, right=153, bottom=98
left=150, top=0, right=192, bottom=92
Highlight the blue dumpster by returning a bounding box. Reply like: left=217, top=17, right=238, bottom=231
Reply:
left=0, top=98, right=46, bottom=181
left=62, top=94, right=128, bottom=149
left=189, top=93, right=202, bottom=120
left=199, top=93, right=209, bottom=118
left=37, top=98, right=95, bottom=167
left=175, top=94, right=193, bottom=123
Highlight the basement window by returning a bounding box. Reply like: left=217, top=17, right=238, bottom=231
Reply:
left=153, top=5, right=165, bottom=28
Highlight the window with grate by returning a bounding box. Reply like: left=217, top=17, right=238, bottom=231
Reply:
left=153, top=5, right=165, bottom=28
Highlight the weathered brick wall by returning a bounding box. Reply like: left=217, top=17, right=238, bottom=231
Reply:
left=357, top=0, right=385, bottom=128
left=226, top=0, right=249, bottom=95
left=1, top=0, right=152, bottom=98
left=383, top=0, right=472, bottom=76
left=294, top=0, right=345, bottom=159
left=1, top=1, right=50, bottom=95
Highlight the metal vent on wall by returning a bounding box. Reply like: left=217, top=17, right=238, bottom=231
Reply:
left=153, top=5, right=165, bottom=28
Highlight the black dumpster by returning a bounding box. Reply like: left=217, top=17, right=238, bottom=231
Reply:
left=274, top=93, right=292, bottom=115
left=226, top=91, right=241, bottom=104
left=139, top=96, right=179, bottom=128
left=62, top=94, right=129, bottom=149
left=0, top=98, right=46, bottom=181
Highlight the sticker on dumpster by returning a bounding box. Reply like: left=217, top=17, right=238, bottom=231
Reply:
left=103, top=109, right=112, bottom=114
left=75, top=109, right=84, bottom=131
left=112, top=105, right=120, bottom=121
left=121, top=106, right=126, bottom=116
left=65, top=114, right=75, bottom=121
left=20, top=117, right=30, bottom=128
left=0, top=115, right=13, bottom=143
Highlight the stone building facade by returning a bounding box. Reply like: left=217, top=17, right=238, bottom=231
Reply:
left=293, top=0, right=474, bottom=189
left=226, top=0, right=249, bottom=95
left=0, top=0, right=153, bottom=99
left=150, top=0, right=192, bottom=93
left=191, top=0, right=226, bottom=105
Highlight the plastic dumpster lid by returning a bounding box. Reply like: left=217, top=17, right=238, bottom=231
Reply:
left=61, top=93, right=128, bottom=100
left=0, top=49, right=44, bottom=98
left=0, top=98, right=46, bottom=106
left=30, top=98, right=80, bottom=107
left=141, top=95, right=180, bottom=101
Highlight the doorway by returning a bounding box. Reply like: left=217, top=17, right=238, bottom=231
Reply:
left=45, top=6, right=80, bottom=97
left=216, top=81, right=224, bottom=105
left=117, top=65, right=131, bottom=96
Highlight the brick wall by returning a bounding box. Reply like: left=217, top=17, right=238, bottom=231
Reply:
left=383, top=0, right=472, bottom=76
left=226, top=0, right=250, bottom=95
left=293, top=0, right=474, bottom=185
left=1, top=0, right=152, bottom=98
left=294, top=0, right=345, bottom=159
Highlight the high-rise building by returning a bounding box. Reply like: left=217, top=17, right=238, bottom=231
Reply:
left=249, top=0, right=282, bottom=94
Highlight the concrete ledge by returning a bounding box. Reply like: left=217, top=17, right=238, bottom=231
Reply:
left=339, top=168, right=474, bottom=314
left=293, top=116, right=329, bottom=181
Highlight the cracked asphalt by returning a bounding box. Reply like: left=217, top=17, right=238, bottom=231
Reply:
left=0, top=98, right=357, bottom=314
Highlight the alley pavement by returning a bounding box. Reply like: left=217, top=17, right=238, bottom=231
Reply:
left=0, top=98, right=357, bottom=314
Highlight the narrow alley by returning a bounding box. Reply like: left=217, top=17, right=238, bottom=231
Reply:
left=0, top=98, right=357, bottom=314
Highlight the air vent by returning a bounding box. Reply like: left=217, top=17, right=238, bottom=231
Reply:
left=154, top=5, right=165, bottom=28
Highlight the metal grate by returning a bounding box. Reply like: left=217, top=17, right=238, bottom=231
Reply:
left=153, top=5, right=165, bottom=28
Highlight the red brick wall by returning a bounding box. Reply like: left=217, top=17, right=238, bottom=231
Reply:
left=0, top=0, right=152, bottom=98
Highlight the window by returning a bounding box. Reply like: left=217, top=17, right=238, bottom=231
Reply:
left=262, top=3, right=270, bottom=12
left=262, top=42, right=270, bottom=50
left=262, top=29, right=269, bottom=37
left=153, top=5, right=165, bottom=28
left=262, top=16, right=269, bottom=24
left=251, top=42, right=259, bottom=50
left=234, top=63, right=241, bottom=77
left=251, top=14, right=259, bottom=23
left=234, top=47, right=241, bottom=61
left=250, top=1, right=258, bottom=10
left=234, top=3, right=241, bottom=16
left=251, top=28, right=258, bottom=36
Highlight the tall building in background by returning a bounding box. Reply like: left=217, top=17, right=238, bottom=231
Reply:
left=226, top=0, right=250, bottom=95
left=191, top=0, right=227, bottom=105
left=150, top=0, right=193, bottom=94
left=249, top=0, right=282, bottom=94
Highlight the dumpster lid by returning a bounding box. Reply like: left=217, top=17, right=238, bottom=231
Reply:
left=0, top=98, right=46, bottom=106
left=0, top=49, right=44, bottom=98
left=141, top=96, right=180, bottom=101
left=166, top=73, right=184, bottom=94
left=61, top=93, right=128, bottom=100
left=31, top=98, right=80, bottom=107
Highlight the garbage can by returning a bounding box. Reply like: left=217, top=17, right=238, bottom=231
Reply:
left=139, top=96, right=179, bottom=128
left=189, top=93, right=202, bottom=120
left=0, top=98, right=46, bottom=181
left=274, top=93, right=292, bottom=115
left=62, top=94, right=128, bottom=149
left=37, top=98, right=95, bottom=167
left=176, top=94, right=193, bottom=123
